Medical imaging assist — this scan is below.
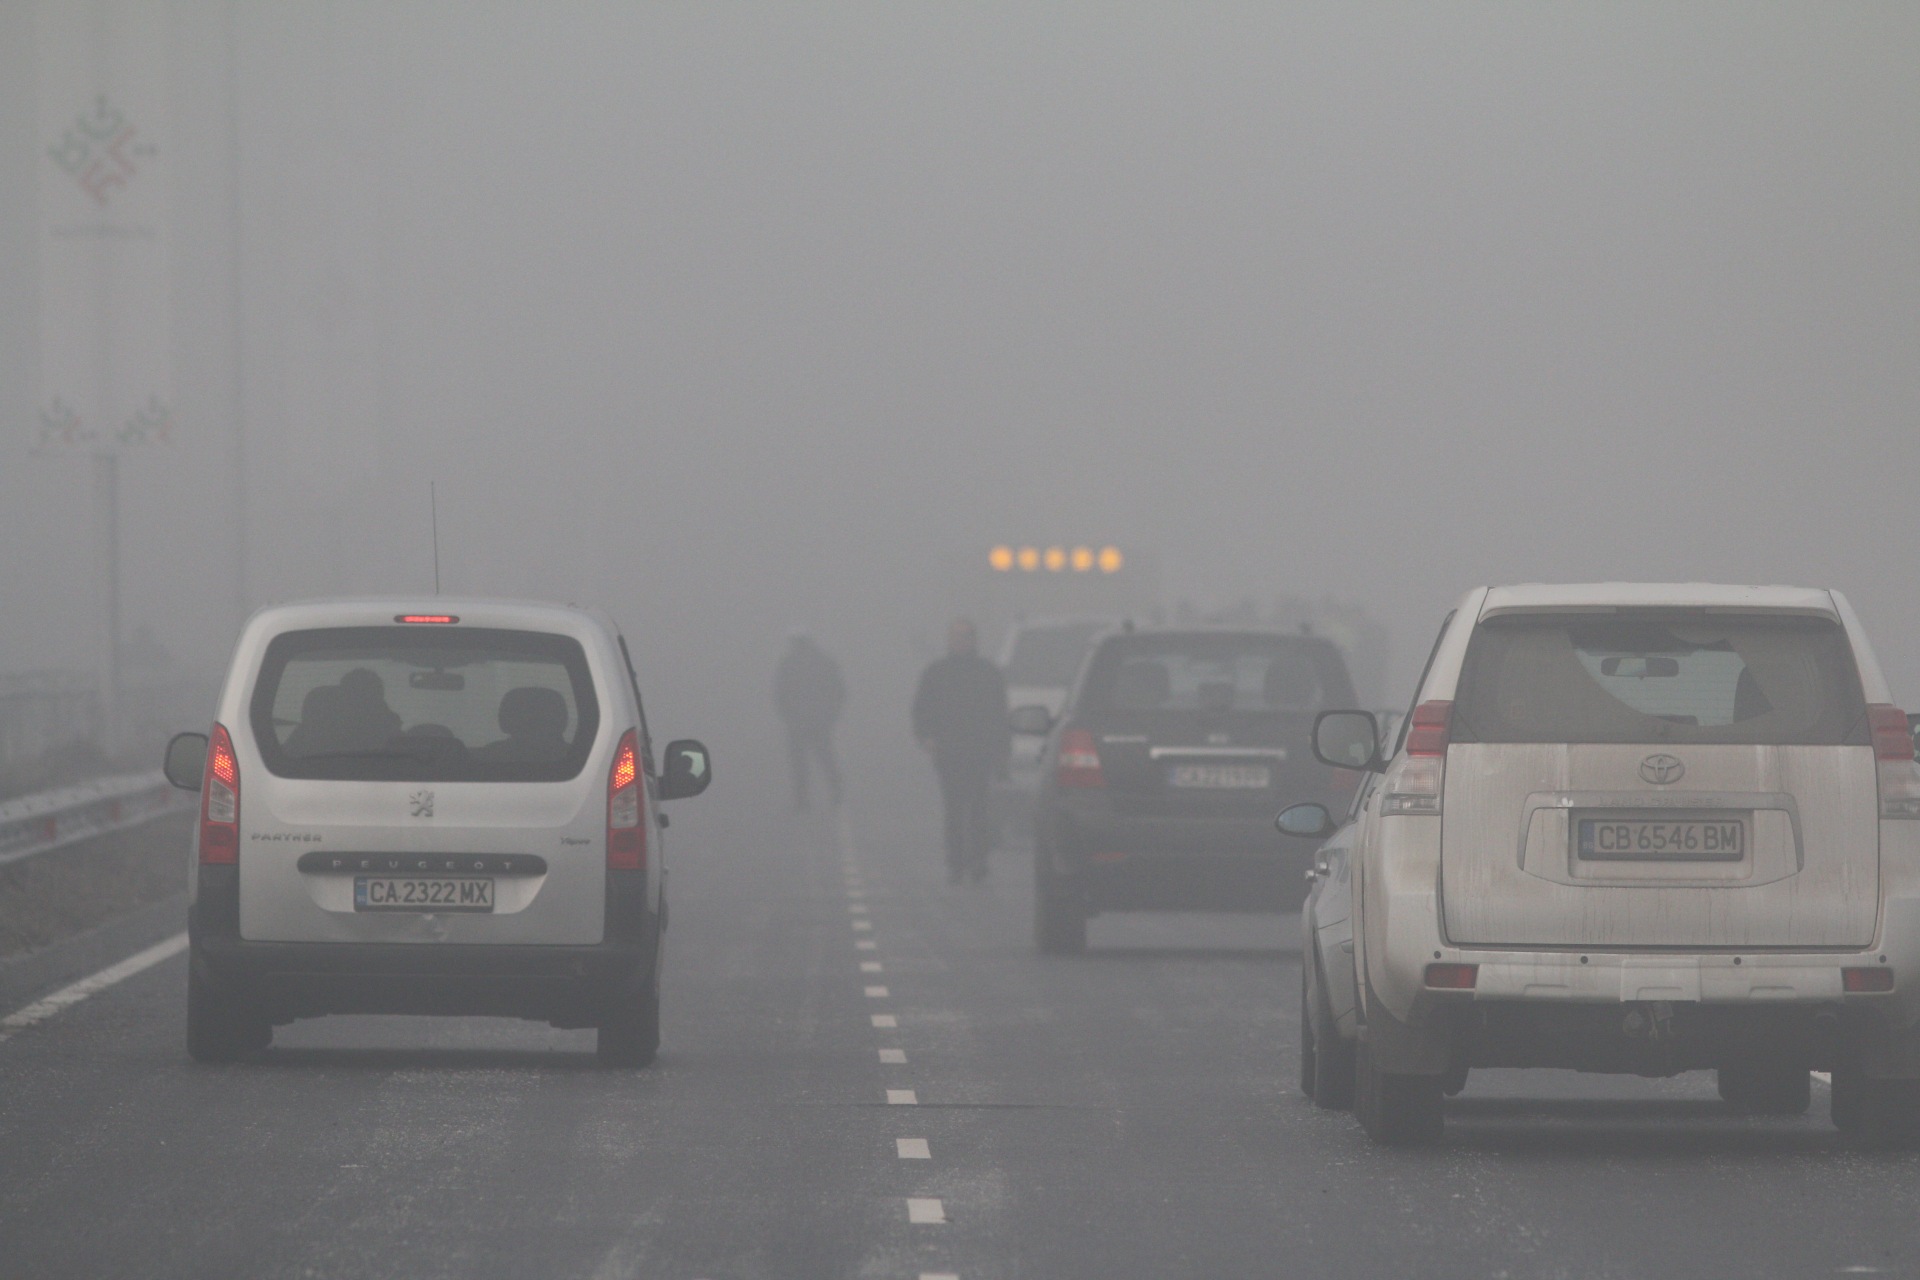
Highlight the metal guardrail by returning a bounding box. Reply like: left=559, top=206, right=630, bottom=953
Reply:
left=0, top=772, right=192, bottom=868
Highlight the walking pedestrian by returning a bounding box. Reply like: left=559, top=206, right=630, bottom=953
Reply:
left=910, top=619, right=1009, bottom=884
left=774, top=631, right=846, bottom=811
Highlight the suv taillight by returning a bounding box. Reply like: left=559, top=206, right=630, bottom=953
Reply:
left=608, top=729, right=647, bottom=869
left=1382, top=700, right=1449, bottom=816
left=199, top=723, right=240, bottom=864
left=1869, top=704, right=1920, bottom=819
left=1055, top=728, right=1105, bottom=789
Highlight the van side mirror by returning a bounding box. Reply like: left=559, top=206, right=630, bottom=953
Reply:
left=164, top=732, right=208, bottom=791
left=657, top=739, right=712, bottom=800
left=1275, top=802, right=1337, bottom=840
left=1009, top=705, right=1054, bottom=737
left=1312, top=710, right=1383, bottom=772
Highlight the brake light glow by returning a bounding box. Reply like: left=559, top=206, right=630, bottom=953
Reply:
left=1055, top=728, right=1105, bottom=789
left=607, top=729, right=646, bottom=870
left=396, top=614, right=459, bottom=624
left=1405, top=701, right=1453, bottom=757
left=199, top=723, right=240, bottom=865
left=1869, top=705, right=1914, bottom=761
left=1424, top=962, right=1478, bottom=990
left=1843, top=966, right=1894, bottom=993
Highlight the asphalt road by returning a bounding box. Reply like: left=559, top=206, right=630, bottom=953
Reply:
left=3, top=794, right=1919, bottom=1280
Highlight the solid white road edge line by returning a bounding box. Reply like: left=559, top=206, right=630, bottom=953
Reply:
left=896, top=1138, right=931, bottom=1159
left=0, top=932, right=187, bottom=1040
left=906, top=1198, right=945, bottom=1224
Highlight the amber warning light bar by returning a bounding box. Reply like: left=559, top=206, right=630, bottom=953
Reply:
left=990, top=545, right=1124, bottom=574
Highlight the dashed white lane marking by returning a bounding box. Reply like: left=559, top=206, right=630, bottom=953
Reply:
left=896, top=1138, right=931, bottom=1159
left=887, top=1089, right=918, bottom=1105
left=853, top=920, right=873, bottom=932
left=879, top=1048, right=907, bottom=1064
left=0, top=932, right=187, bottom=1040
left=849, top=904, right=869, bottom=915
left=920, top=1273, right=960, bottom=1280
left=864, top=986, right=890, bottom=998
left=846, top=887, right=866, bottom=898
left=860, top=961, right=883, bottom=973
left=871, top=1014, right=897, bottom=1028
left=906, top=1198, right=946, bottom=1224
left=1814, top=1071, right=1833, bottom=1086
left=856, top=940, right=877, bottom=951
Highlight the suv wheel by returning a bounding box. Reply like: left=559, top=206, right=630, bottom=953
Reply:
left=1353, top=1037, right=1443, bottom=1145
left=186, top=959, right=270, bottom=1063
left=1718, top=1060, right=1811, bottom=1116
left=1034, top=851, right=1087, bottom=956
left=597, top=951, right=662, bottom=1067
left=1830, top=1067, right=1920, bottom=1145
left=1303, top=953, right=1354, bottom=1111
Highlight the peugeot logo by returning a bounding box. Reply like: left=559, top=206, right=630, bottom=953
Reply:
left=409, top=789, right=435, bottom=818
left=1640, top=754, right=1685, bottom=785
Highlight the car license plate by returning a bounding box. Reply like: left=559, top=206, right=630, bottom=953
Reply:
left=1168, top=764, right=1271, bottom=789
left=1576, top=815, right=1746, bottom=862
left=354, top=876, right=495, bottom=912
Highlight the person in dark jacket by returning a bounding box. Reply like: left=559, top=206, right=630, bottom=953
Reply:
left=774, top=631, right=846, bottom=811
left=911, top=618, right=1010, bottom=883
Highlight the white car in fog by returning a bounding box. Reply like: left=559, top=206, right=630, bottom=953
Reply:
left=164, top=599, right=711, bottom=1065
left=1281, top=583, right=1920, bottom=1144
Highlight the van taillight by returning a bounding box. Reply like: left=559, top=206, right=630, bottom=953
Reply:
left=199, top=723, right=240, bottom=865
left=1405, top=701, right=1453, bottom=757
left=1055, top=729, right=1105, bottom=789
left=607, top=729, right=647, bottom=870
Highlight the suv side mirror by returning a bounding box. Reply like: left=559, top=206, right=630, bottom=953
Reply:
left=1312, top=710, right=1383, bottom=772
left=657, top=739, right=712, bottom=800
left=164, top=732, right=208, bottom=791
left=1275, top=802, right=1337, bottom=840
left=1009, top=705, right=1054, bottom=737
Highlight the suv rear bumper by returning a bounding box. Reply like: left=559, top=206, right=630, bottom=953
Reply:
left=1045, top=799, right=1315, bottom=912
left=1385, top=949, right=1920, bottom=1077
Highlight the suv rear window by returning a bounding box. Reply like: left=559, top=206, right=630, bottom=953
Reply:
left=1452, top=611, right=1869, bottom=746
left=1081, top=634, right=1356, bottom=713
left=1004, top=623, right=1108, bottom=687
left=250, top=627, right=601, bottom=781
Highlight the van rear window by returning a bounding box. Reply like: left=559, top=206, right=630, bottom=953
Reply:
left=250, top=627, right=600, bottom=781
left=1451, top=611, right=1868, bottom=747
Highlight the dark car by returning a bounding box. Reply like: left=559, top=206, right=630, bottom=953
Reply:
left=1016, top=628, right=1360, bottom=953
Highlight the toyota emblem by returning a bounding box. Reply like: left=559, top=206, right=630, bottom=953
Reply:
left=1639, top=753, right=1685, bottom=785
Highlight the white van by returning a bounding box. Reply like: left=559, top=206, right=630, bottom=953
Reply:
left=1283, top=584, right=1920, bottom=1144
left=163, top=599, right=710, bottom=1066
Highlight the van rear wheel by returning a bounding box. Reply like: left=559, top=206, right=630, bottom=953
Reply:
left=597, top=953, right=662, bottom=1067
left=186, top=960, right=270, bottom=1063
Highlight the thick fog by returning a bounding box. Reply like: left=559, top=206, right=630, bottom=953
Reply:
left=3, top=2, right=1918, bottom=787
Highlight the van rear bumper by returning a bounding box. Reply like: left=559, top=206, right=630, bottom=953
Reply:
left=190, top=927, right=655, bottom=1029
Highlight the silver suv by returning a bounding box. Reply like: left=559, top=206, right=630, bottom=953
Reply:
left=163, top=599, right=711, bottom=1066
left=1281, top=583, right=1920, bottom=1144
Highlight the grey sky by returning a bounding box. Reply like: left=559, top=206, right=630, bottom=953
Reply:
left=3, top=2, right=1917, bottom=764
